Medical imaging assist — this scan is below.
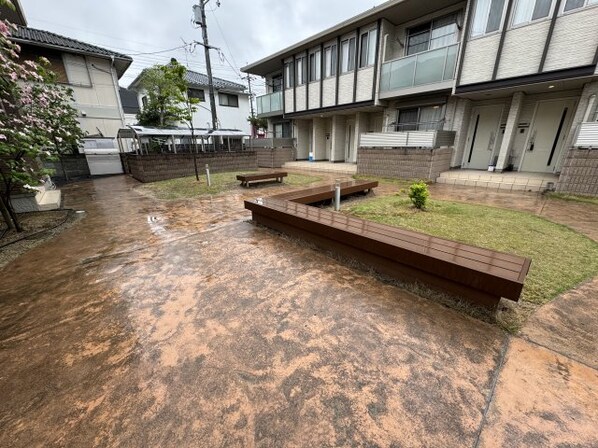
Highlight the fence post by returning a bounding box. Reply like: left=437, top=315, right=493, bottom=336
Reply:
left=334, top=178, right=341, bottom=211
left=205, top=164, right=211, bottom=187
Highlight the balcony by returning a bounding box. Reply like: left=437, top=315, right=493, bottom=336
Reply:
left=379, top=44, right=459, bottom=98
left=256, top=91, right=283, bottom=117
left=574, top=122, right=598, bottom=148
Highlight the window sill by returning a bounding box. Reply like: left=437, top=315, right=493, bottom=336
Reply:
left=509, top=16, right=552, bottom=31
left=560, top=2, right=598, bottom=17
left=468, top=30, right=501, bottom=42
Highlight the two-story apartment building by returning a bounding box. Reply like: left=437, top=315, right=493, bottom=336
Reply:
left=243, top=0, right=598, bottom=194
left=129, top=70, right=252, bottom=135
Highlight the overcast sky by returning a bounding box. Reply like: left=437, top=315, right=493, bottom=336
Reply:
left=19, top=0, right=378, bottom=94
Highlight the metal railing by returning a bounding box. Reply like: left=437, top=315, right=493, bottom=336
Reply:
left=574, top=122, right=598, bottom=148
left=386, top=120, right=445, bottom=133
left=380, top=43, right=459, bottom=93
left=256, top=91, right=283, bottom=116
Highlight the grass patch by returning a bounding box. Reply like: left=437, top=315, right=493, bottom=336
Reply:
left=546, top=192, right=598, bottom=206
left=353, top=175, right=414, bottom=190
left=139, top=171, right=322, bottom=200
left=345, top=194, right=598, bottom=329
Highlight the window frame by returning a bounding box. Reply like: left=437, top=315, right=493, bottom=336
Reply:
left=561, top=0, right=598, bottom=13
left=324, top=44, right=337, bottom=78
left=295, top=56, right=307, bottom=86
left=309, top=49, right=322, bottom=82
left=510, top=0, right=555, bottom=28
left=470, top=0, right=509, bottom=39
left=340, top=36, right=356, bottom=74
left=406, top=13, right=459, bottom=56
left=219, top=93, right=239, bottom=108
left=394, top=104, right=446, bottom=132
left=359, top=28, right=378, bottom=68
left=284, top=62, right=294, bottom=89
left=187, top=88, right=205, bottom=102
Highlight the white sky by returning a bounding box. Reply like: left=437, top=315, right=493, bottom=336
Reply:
left=19, top=0, right=379, bottom=94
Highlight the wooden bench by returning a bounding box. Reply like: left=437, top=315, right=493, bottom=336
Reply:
left=245, top=186, right=531, bottom=310
left=237, top=172, right=287, bottom=187
left=270, top=180, right=378, bottom=204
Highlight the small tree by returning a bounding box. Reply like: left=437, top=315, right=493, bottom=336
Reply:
left=408, top=181, right=430, bottom=210
left=0, top=19, right=84, bottom=231
left=247, top=116, right=268, bottom=137
left=136, top=60, right=195, bottom=128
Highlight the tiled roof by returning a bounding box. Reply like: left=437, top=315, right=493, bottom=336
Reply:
left=11, top=26, right=132, bottom=62
left=185, top=70, right=246, bottom=92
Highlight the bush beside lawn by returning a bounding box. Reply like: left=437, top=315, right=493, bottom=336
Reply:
left=138, top=172, right=322, bottom=200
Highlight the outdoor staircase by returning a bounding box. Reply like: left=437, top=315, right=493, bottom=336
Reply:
left=436, top=170, right=559, bottom=193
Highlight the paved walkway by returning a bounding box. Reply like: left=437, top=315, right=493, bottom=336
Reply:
left=0, top=175, right=596, bottom=447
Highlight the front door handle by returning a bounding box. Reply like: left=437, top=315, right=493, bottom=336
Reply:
left=528, top=130, right=537, bottom=152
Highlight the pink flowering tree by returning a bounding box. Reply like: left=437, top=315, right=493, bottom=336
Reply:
left=0, top=14, right=84, bottom=231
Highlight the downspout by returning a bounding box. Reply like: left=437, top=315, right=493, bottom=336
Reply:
left=110, top=56, right=126, bottom=128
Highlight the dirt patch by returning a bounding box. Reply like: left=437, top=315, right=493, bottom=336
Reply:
left=0, top=210, right=83, bottom=269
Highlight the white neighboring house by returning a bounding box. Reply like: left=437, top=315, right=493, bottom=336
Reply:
left=119, top=87, right=141, bottom=126
left=10, top=27, right=132, bottom=138
left=129, top=69, right=252, bottom=135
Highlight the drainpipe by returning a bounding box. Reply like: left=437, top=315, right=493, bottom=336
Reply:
left=110, top=56, right=126, bottom=128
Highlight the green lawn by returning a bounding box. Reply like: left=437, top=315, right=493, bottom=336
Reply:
left=546, top=192, right=598, bottom=206
left=139, top=171, right=322, bottom=200
left=346, top=194, right=598, bottom=312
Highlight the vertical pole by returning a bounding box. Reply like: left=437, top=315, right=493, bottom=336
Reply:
left=199, top=1, right=219, bottom=130
left=205, top=164, right=211, bottom=187
left=334, top=178, right=341, bottom=211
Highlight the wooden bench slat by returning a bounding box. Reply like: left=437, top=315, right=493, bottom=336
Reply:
left=264, top=199, right=525, bottom=272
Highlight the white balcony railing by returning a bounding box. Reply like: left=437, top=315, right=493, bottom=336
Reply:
left=256, top=91, right=283, bottom=116
left=360, top=130, right=456, bottom=149
left=574, top=122, right=598, bottom=148
left=380, top=44, right=459, bottom=94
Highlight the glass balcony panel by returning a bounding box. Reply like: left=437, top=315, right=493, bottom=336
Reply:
left=413, top=47, right=445, bottom=86
left=388, top=58, right=416, bottom=90
left=443, top=44, right=458, bottom=81
left=256, top=91, right=283, bottom=116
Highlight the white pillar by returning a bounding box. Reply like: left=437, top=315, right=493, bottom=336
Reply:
left=312, top=118, right=327, bottom=160
left=331, top=115, right=346, bottom=162
left=496, top=92, right=525, bottom=171
left=353, top=112, right=369, bottom=164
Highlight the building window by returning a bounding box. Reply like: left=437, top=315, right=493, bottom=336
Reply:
left=188, top=88, right=205, bottom=101
left=359, top=29, right=378, bottom=68
left=296, top=56, right=307, bottom=85
left=309, top=50, right=322, bottom=82
left=324, top=45, right=337, bottom=77
left=274, top=122, right=292, bottom=138
left=63, top=54, right=92, bottom=87
left=219, top=93, right=239, bottom=107
left=394, top=105, right=446, bottom=131
left=512, top=0, right=553, bottom=26
left=471, top=0, right=507, bottom=37
left=340, top=37, right=356, bottom=73
left=563, top=0, right=598, bottom=12
left=141, top=96, right=148, bottom=107
left=272, top=74, right=283, bottom=92
left=284, top=62, right=294, bottom=89
left=406, top=14, right=458, bottom=56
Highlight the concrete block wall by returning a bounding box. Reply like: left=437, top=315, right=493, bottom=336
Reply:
left=44, top=155, right=91, bottom=182
left=126, top=152, right=258, bottom=183
left=556, top=149, right=598, bottom=196
left=256, top=148, right=295, bottom=168
left=357, top=147, right=453, bottom=181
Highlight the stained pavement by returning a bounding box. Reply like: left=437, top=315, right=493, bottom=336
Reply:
left=0, top=175, right=596, bottom=447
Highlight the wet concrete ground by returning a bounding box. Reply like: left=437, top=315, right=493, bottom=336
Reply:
left=1, top=175, right=596, bottom=447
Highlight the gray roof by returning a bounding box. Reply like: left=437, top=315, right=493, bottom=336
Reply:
left=11, top=26, right=133, bottom=78
left=185, top=70, right=246, bottom=92
left=119, top=88, right=140, bottom=115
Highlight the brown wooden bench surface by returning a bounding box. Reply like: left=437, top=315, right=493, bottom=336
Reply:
left=270, top=180, right=378, bottom=204
left=245, top=196, right=531, bottom=308
left=237, top=172, right=287, bottom=187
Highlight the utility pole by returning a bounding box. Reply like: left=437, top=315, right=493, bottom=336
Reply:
left=241, top=74, right=256, bottom=136
left=193, top=1, right=219, bottom=130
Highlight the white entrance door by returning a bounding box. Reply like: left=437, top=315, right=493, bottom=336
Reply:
left=345, top=120, right=355, bottom=162
left=520, top=99, right=576, bottom=173
left=463, top=105, right=503, bottom=170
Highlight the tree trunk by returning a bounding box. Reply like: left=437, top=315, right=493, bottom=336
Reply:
left=1, top=194, right=22, bottom=232
left=0, top=195, right=15, bottom=231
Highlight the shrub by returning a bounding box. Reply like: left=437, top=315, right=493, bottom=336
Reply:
left=408, top=181, right=430, bottom=210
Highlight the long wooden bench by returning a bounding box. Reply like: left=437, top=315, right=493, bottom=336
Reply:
left=245, top=186, right=531, bottom=309
left=270, top=180, right=378, bottom=204
left=237, top=172, right=287, bottom=187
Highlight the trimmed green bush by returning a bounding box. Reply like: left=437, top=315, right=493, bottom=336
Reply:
left=408, top=181, right=429, bottom=210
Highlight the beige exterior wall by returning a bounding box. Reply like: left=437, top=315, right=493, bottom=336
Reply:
left=295, top=85, right=307, bottom=112
left=322, top=78, right=336, bottom=107
left=356, top=67, right=374, bottom=102
left=284, top=89, right=294, bottom=114
left=331, top=115, right=346, bottom=162
left=497, top=21, right=550, bottom=79
left=338, top=73, right=354, bottom=104
left=544, top=7, right=598, bottom=72
left=460, top=34, right=501, bottom=85
left=308, top=81, right=320, bottom=109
